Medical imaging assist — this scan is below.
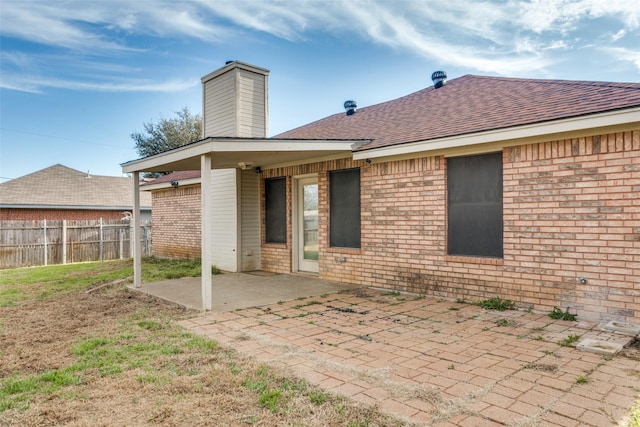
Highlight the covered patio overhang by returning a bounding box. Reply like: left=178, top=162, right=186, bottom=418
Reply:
left=121, top=137, right=366, bottom=310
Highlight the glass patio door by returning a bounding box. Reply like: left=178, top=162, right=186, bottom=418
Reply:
left=295, top=177, right=318, bottom=273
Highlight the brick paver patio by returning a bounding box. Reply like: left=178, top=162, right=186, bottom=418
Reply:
left=178, top=288, right=640, bottom=426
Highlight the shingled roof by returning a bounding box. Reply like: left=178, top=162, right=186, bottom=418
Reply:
left=142, top=170, right=201, bottom=186
left=0, top=164, right=151, bottom=209
left=275, top=75, right=640, bottom=151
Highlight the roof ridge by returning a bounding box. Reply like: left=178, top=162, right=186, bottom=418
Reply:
left=465, top=74, right=640, bottom=88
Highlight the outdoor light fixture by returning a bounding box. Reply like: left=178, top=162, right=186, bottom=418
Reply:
left=365, top=158, right=372, bottom=164
left=255, top=166, right=262, bottom=174
left=171, top=181, right=179, bottom=188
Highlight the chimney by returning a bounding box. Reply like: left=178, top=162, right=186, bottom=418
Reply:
left=201, top=61, right=270, bottom=138
left=344, top=100, right=357, bottom=116
left=431, top=70, right=447, bottom=89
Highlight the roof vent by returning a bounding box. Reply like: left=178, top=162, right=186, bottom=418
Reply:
left=344, top=100, right=357, bottom=116
left=431, top=70, right=447, bottom=89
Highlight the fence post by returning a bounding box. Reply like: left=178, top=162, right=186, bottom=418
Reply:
left=143, top=222, right=149, bottom=255
left=99, top=218, right=104, bottom=262
left=43, top=219, right=47, bottom=266
left=119, top=228, right=124, bottom=259
left=62, top=220, right=67, bottom=264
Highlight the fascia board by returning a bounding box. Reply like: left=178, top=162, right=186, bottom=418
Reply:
left=122, top=139, right=361, bottom=173
left=353, top=108, right=640, bottom=161
left=141, top=177, right=202, bottom=191
left=121, top=140, right=213, bottom=173
left=208, top=139, right=359, bottom=152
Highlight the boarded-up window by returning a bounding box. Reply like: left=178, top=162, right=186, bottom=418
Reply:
left=447, top=152, right=503, bottom=258
left=329, top=168, right=361, bottom=248
left=265, top=177, right=286, bottom=244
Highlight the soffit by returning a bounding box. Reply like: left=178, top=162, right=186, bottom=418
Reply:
left=121, top=138, right=364, bottom=173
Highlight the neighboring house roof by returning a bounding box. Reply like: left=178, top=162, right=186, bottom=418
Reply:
left=0, top=164, right=152, bottom=210
left=141, top=170, right=201, bottom=191
left=275, top=75, right=640, bottom=152
left=145, top=171, right=201, bottom=185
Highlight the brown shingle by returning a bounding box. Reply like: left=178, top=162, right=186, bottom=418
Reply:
left=0, top=164, right=151, bottom=208
left=142, top=170, right=201, bottom=186
left=275, top=75, right=640, bottom=151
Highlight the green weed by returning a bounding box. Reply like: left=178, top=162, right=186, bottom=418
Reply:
left=576, top=375, right=588, bottom=384
left=259, top=390, right=281, bottom=412
left=476, top=296, right=516, bottom=311
left=183, top=335, right=218, bottom=353
left=549, top=307, right=577, bottom=321
left=557, top=334, right=581, bottom=347
left=308, top=389, right=329, bottom=405
left=136, top=320, right=164, bottom=331
left=381, top=290, right=401, bottom=297
left=495, top=318, right=518, bottom=327
left=627, top=399, right=640, bottom=427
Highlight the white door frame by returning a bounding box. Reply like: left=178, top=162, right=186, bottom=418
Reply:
left=292, top=174, right=318, bottom=273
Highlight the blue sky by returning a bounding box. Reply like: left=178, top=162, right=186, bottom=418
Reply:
left=1, top=0, right=639, bottom=182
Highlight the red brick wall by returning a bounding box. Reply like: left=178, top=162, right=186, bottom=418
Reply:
left=0, top=209, right=126, bottom=221
left=151, top=185, right=201, bottom=259
left=503, top=131, right=640, bottom=322
left=261, top=129, right=640, bottom=323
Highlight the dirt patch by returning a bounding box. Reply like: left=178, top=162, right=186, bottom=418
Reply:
left=620, top=338, right=640, bottom=361
left=0, top=281, right=405, bottom=426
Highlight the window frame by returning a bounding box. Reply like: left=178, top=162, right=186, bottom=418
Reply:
left=447, top=152, right=503, bottom=258
left=329, top=168, right=361, bottom=249
left=264, top=177, right=287, bottom=244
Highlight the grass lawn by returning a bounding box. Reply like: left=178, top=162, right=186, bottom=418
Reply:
left=0, top=258, right=402, bottom=426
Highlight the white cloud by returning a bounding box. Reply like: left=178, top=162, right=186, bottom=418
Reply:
left=1, top=71, right=198, bottom=93
left=604, top=46, right=640, bottom=73
left=515, top=0, right=640, bottom=33
left=1, top=2, right=132, bottom=52
left=195, top=0, right=310, bottom=41
left=0, top=0, right=226, bottom=52
left=1, top=0, right=638, bottom=92
left=611, top=29, right=626, bottom=42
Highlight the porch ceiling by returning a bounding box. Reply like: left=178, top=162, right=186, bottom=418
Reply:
left=121, top=138, right=367, bottom=173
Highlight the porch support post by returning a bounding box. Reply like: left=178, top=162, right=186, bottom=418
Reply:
left=132, top=171, right=142, bottom=288
left=201, top=154, right=213, bottom=311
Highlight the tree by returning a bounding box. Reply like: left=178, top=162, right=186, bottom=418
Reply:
left=131, top=106, right=202, bottom=160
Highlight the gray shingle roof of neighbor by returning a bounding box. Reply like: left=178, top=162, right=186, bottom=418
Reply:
left=0, top=164, right=152, bottom=209
left=274, top=75, right=640, bottom=151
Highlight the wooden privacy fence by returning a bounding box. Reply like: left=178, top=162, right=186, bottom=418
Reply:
left=0, top=219, right=152, bottom=269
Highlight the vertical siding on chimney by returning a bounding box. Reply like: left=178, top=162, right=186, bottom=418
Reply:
left=202, top=70, right=236, bottom=137
left=201, top=62, right=269, bottom=138
left=238, top=71, right=267, bottom=137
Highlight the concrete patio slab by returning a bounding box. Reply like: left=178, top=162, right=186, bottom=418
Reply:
left=128, top=271, right=354, bottom=312
left=577, top=338, right=624, bottom=355
left=177, top=288, right=640, bottom=426
left=601, top=320, right=640, bottom=337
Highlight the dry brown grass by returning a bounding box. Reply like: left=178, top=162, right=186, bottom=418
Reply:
left=0, top=279, right=407, bottom=426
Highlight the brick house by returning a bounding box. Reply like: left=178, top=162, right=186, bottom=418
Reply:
left=123, top=61, right=640, bottom=322
left=0, top=164, right=151, bottom=221
left=141, top=170, right=201, bottom=259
